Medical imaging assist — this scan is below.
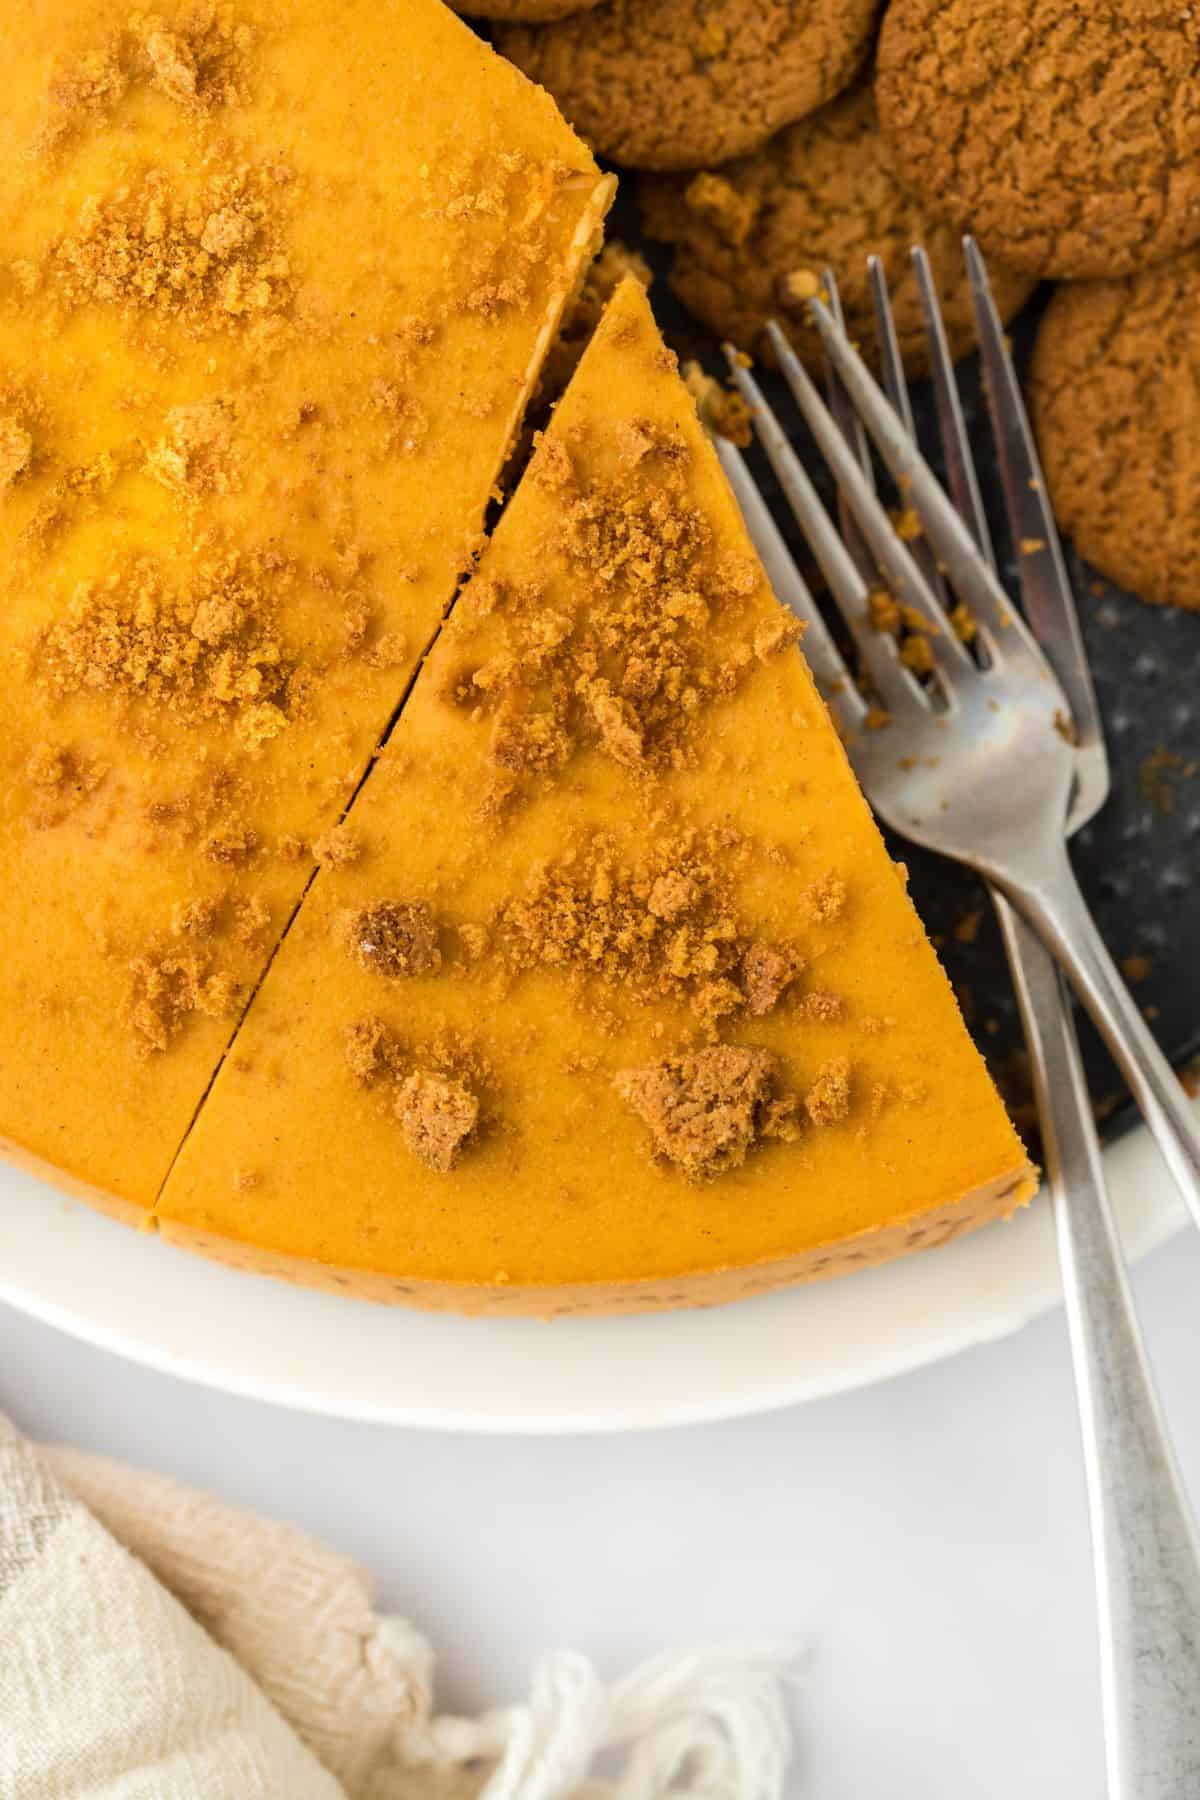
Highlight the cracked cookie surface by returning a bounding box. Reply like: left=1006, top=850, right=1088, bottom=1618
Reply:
left=499, top=0, right=881, bottom=171
left=876, top=0, right=1200, bottom=280
left=1031, top=254, right=1200, bottom=611
left=640, top=85, right=1034, bottom=369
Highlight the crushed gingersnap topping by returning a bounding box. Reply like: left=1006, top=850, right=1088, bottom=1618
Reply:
left=344, top=1014, right=407, bottom=1088
left=159, top=889, right=268, bottom=957
left=646, top=868, right=700, bottom=921
left=43, top=43, right=126, bottom=127
left=39, top=12, right=251, bottom=153
left=125, top=947, right=240, bottom=1056
left=231, top=895, right=270, bottom=947
left=145, top=399, right=235, bottom=498
left=457, top=922, right=491, bottom=962
left=342, top=901, right=441, bottom=979
left=312, top=824, right=362, bottom=868
left=23, top=740, right=108, bottom=828
left=583, top=678, right=645, bottom=767
left=363, top=631, right=409, bottom=671
left=740, top=940, right=798, bottom=1016
left=475, top=768, right=520, bottom=823
left=142, top=26, right=202, bottom=102
left=370, top=380, right=428, bottom=457
left=396, top=1069, right=480, bottom=1172
left=446, top=422, right=792, bottom=798
left=420, top=148, right=578, bottom=325
left=16, top=450, right=123, bottom=558
left=491, top=707, right=573, bottom=775
left=170, top=896, right=222, bottom=939
left=802, top=873, right=847, bottom=923
left=203, top=823, right=258, bottom=865
left=615, top=1043, right=796, bottom=1178
left=800, top=990, right=844, bottom=1022
left=493, top=828, right=801, bottom=1030
left=33, top=547, right=300, bottom=738
left=805, top=1056, right=851, bottom=1125
left=343, top=1015, right=491, bottom=1170
left=48, top=162, right=293, bottom=336
left=138, top=763, right=252, bottom=859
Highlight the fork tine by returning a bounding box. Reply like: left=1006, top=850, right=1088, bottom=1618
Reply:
left=707, top=427, right=866, bottom=731
left=964, top=237, right=1103, bottom=766
left=868, top=256, right=918, bottom=441
left=867, top=257, right=953, bottom=610
left=912, top=246, right=997, bottom=573
left=807, top=294, right=1050, bottom=659
left=722, top=348, right=925, bottom=718
left=820, top=266, right=877, bottom=579
left=762, top=320, right=977, bottom=675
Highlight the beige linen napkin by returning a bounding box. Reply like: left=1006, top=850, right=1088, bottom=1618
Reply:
left=0, top=1416, right=794, bottom=1799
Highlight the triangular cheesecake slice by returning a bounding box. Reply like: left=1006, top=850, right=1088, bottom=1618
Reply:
left=0, top=0, right=610, bottom=1218
left=158, top=278, right=1036, bottom=1314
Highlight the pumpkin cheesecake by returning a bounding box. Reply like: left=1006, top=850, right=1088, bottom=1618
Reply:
left=0, top=0, right=611, bottom=1216
left=157, top=278, right=1036, bottom=1315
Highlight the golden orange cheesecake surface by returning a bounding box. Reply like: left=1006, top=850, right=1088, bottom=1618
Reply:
left=0, top=0, right=611, bottom=1213
left=156, top=278, right=1036, bottom=1314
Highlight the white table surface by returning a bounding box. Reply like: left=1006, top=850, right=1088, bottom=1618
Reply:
left=3, top=1224, right=1198, bottom=1800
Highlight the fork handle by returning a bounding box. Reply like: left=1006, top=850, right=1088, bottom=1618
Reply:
left=996, top=840, right=1200, bottom=1238
left=997, top=891, right=1200, bottom=1798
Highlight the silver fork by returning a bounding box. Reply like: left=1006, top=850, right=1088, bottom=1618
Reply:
left=712, top=244, right=1200, bottom=1798
left=749, top=282, right=1200, bottom=1234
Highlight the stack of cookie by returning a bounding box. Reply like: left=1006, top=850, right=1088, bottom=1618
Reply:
left=486, top=0, right=1200, bottom=611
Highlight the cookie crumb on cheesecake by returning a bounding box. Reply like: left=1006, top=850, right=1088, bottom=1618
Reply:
left=615, top=1043, right=796, bottom=1176
left=343, top=901, right=441, bottom=979
left=396, top=1069, right=479, bottom=1171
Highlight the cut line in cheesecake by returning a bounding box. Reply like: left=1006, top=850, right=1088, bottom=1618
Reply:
left=155, top=278, right=1037, bottom=1316
left=0, top=0, right=612, bottom=1215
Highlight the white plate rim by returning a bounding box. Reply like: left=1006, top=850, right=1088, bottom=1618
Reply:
left=0, top=1111, right=1189, bottom=1435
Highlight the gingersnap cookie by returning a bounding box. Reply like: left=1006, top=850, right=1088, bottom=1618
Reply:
left=640, top=85, right=1035, bottom=370
left=497, top=0, right=881, bottom=172
left=1031, top=255, right=1200, bottom=611
left=876, top=0, right=1200, bottom=281
left=452, top=0, right=601, bottom=20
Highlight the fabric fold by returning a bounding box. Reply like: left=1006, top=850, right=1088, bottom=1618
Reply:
left=0, top=1419, right=796, bottom=1800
